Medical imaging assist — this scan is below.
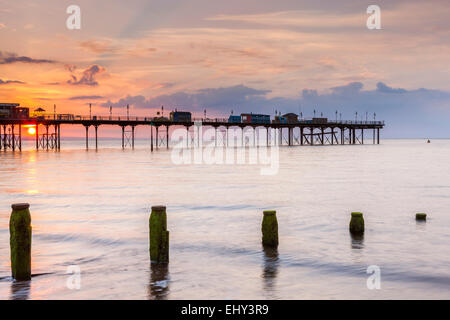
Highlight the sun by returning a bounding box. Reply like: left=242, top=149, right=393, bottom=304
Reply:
left=28, top=127, right=36, bottom=135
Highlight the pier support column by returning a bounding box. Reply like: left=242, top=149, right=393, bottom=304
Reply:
left=57, top=124, right=61, bottom=150
left=94, top=125, right=99, bottom=150
left=321, top=127, right=324, bottom=145
left=266, top=127, right=269, bottom=146
left=150, top=125, right=154, bottom=151
left=300, top=127, right=304, bottom=145
left=215, top=127, right=218, bottom=147
left=10, top=203, right=32, bottom=281
left=45, top=125, right=50, bottom=150
left=288, top=128, right=293, bottom=146
left=341, top=128, right=344, bottom=145
left=186, top=126, right=189, bottom=148
left=226, top=127, right=229, bottom=147
left=377, top=128, right=380, bottom=144
left=166, top=125, right=169, bottom=149
left=331, top=127, right=334, bottom=145
left=18, top=124, right=22, bottom=151
left=310, top=127, right=314, bottom=145
left=3, top=125, right=6, bottom=150
left=132, top=126, right=135, bottom=149
left=35, top=124, right=39, bottom=150
left=11, top=124, right=15, bottom=151
left=0, top=124, right=2, bottom=149
left=121, top=126, right=125, bottom=149
left=373, top=128, right=375, bottom=144
left=85, top=125, right=89, bottom=150
left=156, top=126, right=159, bottom=149
left=361, top=129, right=364, bottom=144
left=352, top=128, right=356, bottom=145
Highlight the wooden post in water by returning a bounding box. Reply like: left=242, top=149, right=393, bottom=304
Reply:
left=9, top=203, right=32, bottom=281
left=349, top=212, right=364, bottom=235
left=416, top=213, right=427, bottom=221
left=262, top=210, right=278, bottom=247
left=149, top=206, right=169, bottom=263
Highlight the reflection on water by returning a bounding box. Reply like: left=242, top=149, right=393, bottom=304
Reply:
left=10, top=280, right=30, bottom=300
left=1, top=139, right=450, bottom=299
left=415, top=220, right=427, bottom=231
left=350, top=233, right=365, bottom=250
left=262, top=246, right=279, bottom=295
left=148, top=263, right=170, bottom=300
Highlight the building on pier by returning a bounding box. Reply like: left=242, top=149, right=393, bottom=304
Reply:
left=0, top=103, right=29, bottom=119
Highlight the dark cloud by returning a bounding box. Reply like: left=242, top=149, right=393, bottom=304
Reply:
left=103, top=82, right=450, bottom=138
left=0, top=51, right=56, bottom=64
left=67, top=65, right=105, bottom=86
left=69, top=95, right=104, bottom=100
left=331, top=82, right=363, bottom=94
left=376, top=82, right=407, bottom=94
left=0, top=78, right=25, bottom=85
left=102, top=85, right=270, bottom=111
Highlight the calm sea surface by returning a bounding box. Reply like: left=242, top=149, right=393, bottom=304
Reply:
left=0, top=138, right=449, bottom=299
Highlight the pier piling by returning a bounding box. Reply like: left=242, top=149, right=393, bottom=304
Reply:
left=262, top=210, right=279, bottom=247
left=9, top=203, right=32, bottom=281
left=349, top=212, right=365, bottom=235
left=149, top=206, right=169, bottom=264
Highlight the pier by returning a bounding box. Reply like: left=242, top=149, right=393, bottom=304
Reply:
left=0, top=114, right=384, bottom=151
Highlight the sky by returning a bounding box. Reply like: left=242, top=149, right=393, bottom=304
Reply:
left=0, top=0, right=449, bottom=137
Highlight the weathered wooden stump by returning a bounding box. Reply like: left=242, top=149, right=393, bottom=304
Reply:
left=416, top=213, right=427, bottom=221
left=349, top=212, right=365, bottom=235
left=149, top=206, right=169, bottom=263
left=262, top=210, right=278, bottom=247
left=10, top=203, right=32, bottom=281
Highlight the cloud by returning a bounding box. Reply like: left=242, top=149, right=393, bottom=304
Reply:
left=331, top=82, right=363, bottom=95
left=376, top=82, right=407, bottom=94
left=67, top=65, right=105, bottom=86
left=69, top=95, right=104, bottom=100
left=102, top=85, right=270, bottom=111
left=103, top=82, right=450, bottom=138
left=0, top=51, right=56, bottom=64
left=79, top=40, right=113, bottom=54
left=0, top=78, right=25, bottom=85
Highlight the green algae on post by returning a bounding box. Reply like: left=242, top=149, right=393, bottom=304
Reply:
left=10, top=203, right=32, bottom=281
left=349, top=212, right=365, bottom=235
left=416, top=213, right=427, bottom=221
left=149, top=205, right=169, bottom=263
left=262, top=210, right=278, bottom=247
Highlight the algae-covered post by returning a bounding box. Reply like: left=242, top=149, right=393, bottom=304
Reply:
left=349, top=212, right=365, bottom=235
left=149, top=205, right=169, bottom=263
left=262, top=210, right=279, bottom=247
left=416, top=213, right=427, bottom=221
left=9, top=203, right=32, bottom=281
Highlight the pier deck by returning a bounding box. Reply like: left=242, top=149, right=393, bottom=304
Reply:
left=0, top=115, right=385, bottom=151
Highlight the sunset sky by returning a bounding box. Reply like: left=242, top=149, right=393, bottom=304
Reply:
left=1, top=0, right=449, bottom=137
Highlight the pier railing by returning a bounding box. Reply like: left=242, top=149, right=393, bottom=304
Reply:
left=6, top=114, right=384, bottom=126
